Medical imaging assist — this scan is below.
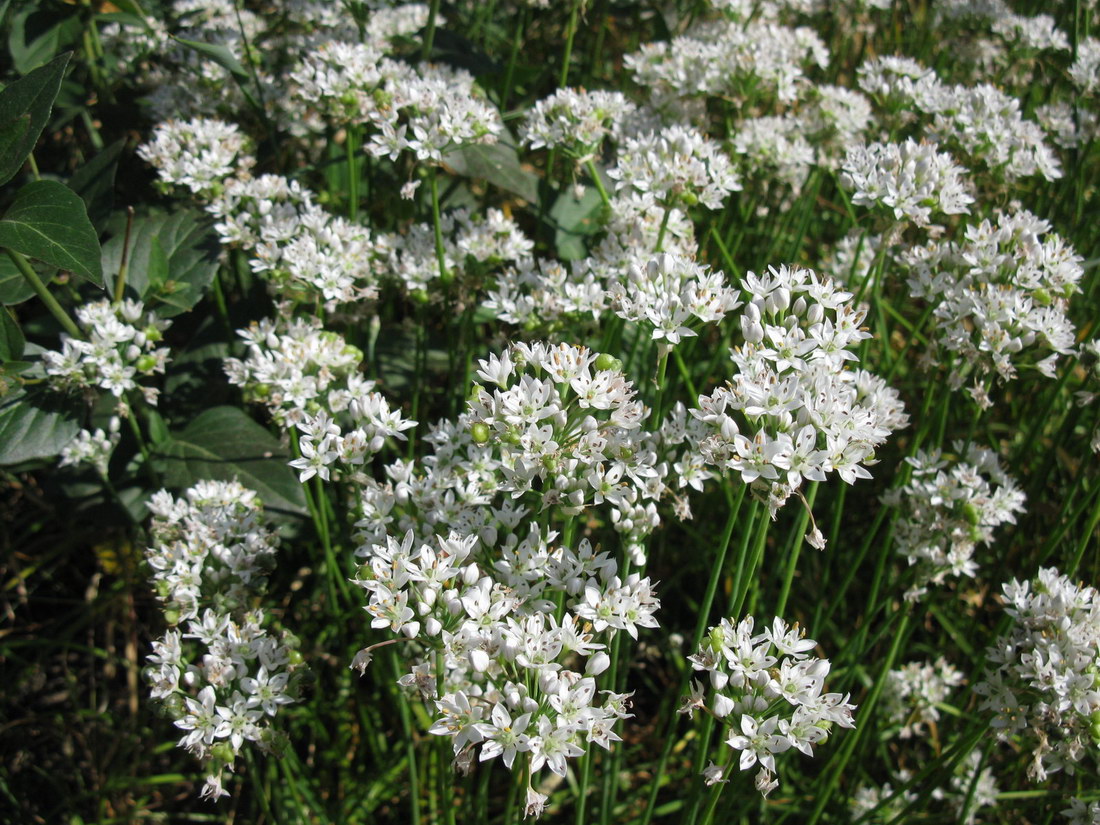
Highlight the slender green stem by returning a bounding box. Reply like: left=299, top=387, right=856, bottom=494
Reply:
left=114, top=208, right=135, bottom=304
left=775, top=482, right=818, bottom=618
left=500, top=6, right=528, bottom=110
left=422, top=0, right=441, bottom=60
left=347, top=125, right=360, bottom=221
left=429, top=167, right=450, bottom=284
left=696, top=748, right=734, bottom=825
left=585, top=159, right=612, bottom=211
left=559, top=0, right=582, bottom=88
left=5, top=249, right=81, bottom=339
left=655, top=206, right=672, bottom=252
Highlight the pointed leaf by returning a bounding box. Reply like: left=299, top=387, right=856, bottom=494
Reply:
left=443, top=140, right=538, bottom=204
left=0, top=179, right=103, bottom=286
left=152, top=407, right=307, bottom=516
left=69, top=138, right=124, bottom=232
left=101, top=210, right=219, bottom=317
left=0, top=385, right=81, bottom=465
left=0, top=52, right=70, bottom=186
left=0, top=306, right=23, bottom=361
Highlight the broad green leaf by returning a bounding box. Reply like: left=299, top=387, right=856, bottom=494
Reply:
left=0, top=385, right=81, bottom=465
left=0, top=179, right=103, bottom=286
left=174, top=36, right=251, bottom=81
left=0, top=115, right=30, bottom=167
left=69, top=138, right=124, bottom=232
left=0, top=251, right=40, bottom=305
left=0, top=306, right=23, bottom=360
left=152, top=407, right=307, bottom=516
left=550, top=183, right=605, bottom=260
left=443, top=141, right=538, bottom=204
left=101, top=210, right=220, bottom=317
left=7, top=9, right=80, bottom=77
left=0, top=51, right=70, bottom=186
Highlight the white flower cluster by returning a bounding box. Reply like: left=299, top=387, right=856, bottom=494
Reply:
left=59, top=424, right=121, bottom=477
left=625, top=19, right=828, bottom=104
left=43, top=299, right=172, bottom=408
left=881, top=657, right=964, bottom=739
left=851, top=750, right=999, bottom=825
left=1071, top=38, right=1100, bottom=95
left=682, top=616, right=856, bottom=797
left=144, top=481, right=303, bottom=801
left=840, top=138, right=974, bottom=228
left=691, top=265, right=908, bottom=513
left=221, top=315, right=415, bottom=479
left=884, top=443, right=1026, bottom=600
left=483, top=257, right=606, bottom=330
left=608, top=252, right=742, bottom=348
left=352, top=529, right=655, bottom=815
left=731, top=115, right=815, bottom=197
left=521, top=88, right=637, bottom=163
left=975, top=567, right=1100, bottom=782
left=1063, top=797, right=1100, bottom=825
left=378, top=206, right=533, bottom=293
left=608, top=125, right=741, bottom=210
left=900, top=209, right=1082, bottom=387
left=137, top=118, right=253, bottom=198
left=929, top=83, right=1063, bottom=182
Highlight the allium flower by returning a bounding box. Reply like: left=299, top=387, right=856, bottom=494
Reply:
left=138, top=118, right=254, bottom=198
left=521, top=88, right=637, bottom=163
left=884, top=443, right=1026, bottom=600
left=881, top=658, right=964, bottom=738
left=687, top=615, right=855, bottom=795
left=608, top=125, right=741, bottom=210
left=840, top=139, right=974, bottom=228
left=975, top=567, right=1100, bottom=782
left=1071, top=37, right=1100, bottom=94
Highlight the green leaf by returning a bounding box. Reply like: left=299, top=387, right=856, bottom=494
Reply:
left=0, top=306, right=23, bottom=361
left=550, top=183, right=604, bottom=260
left=0, top=179, right=103, bottom=286
left=152, top=407, right=307, bottom=516
left=7, top=9, right=80, bottom=78
left=0, top=51, right=70, bottom=186
left=443, top=140, right=538, bottom=204
left=0, top=385, right=81, bottom=465
left=174, top=36, right=251, bottom=81
left=101, top=210, right=220, bottom=317
left=0, top=251, right=43, bottom=305
left=69, top=138, right=124, bottom=232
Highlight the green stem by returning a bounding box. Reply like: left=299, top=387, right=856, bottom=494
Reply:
left=585, top=159, right=612, bottom=211
left=5, top=249, right=81, bottom=339
left=500, top=6, right=529, bottom=110
left=347, top=125, right=360, bottom=221
left=422, top=0, right=441, bottom=61
left=774, top=482, right=818, bottom=618
left=429, top=166, right=450, bottom=284
left=559, top=0, right=582, bottom=88
left=655, top=206, right=672, bottom=252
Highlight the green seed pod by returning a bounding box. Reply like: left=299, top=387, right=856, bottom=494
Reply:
left=470, top=422, right=491, bottom=444
left=594, top=353, right=617, bottom=372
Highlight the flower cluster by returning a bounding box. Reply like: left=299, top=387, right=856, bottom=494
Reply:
left=521, top=88, right=637, bottom=164
left=691, top=265, right=907, bottom=514
left=683, top=616, right=856, bottom=796
left=137, top=118, right=254, bottom=198
left=608, top=252, right=741, bottom=348
left=900, top=209, right=1082, bottom=389
left=975, top=567, right=1100, bottom=782
left=143, top=481, right=304, bottom=800
left=883, top=443, right=1026, bottom=600
left=881, top=657, right=964, bottom=739
left=840, top=138, right=974, bottom=228
left=59, top=423, right=121, bottom=477
left=42, top=299, right=172, bottom=408
left=608, top=125, right=741, bottom=211
left=352, top=529, right=656, bottom=816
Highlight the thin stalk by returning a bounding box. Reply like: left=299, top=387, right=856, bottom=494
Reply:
left=5, top=249, right=81, bottom=339
left=347, top=125, right=360, bottom=221
left=114, top=207, right=135, bottom=304
left=774, top=482, right=818, bottom=617
left=1067, top=477, right=1100, bottom=577
left=422, top=0, right=442, bottom=60
left=559, top=0, right=582, bottom=88
left=430, top=167, right=450, bottom=283
left=729, top=502, right=769, bottom=618
left=696, top=749, right=734, bottom=825
left=655, top=206, right=672, bottom=252
left=585, top=159, right=612, bottom=211
left=500, top=7, right=529, bottom=110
